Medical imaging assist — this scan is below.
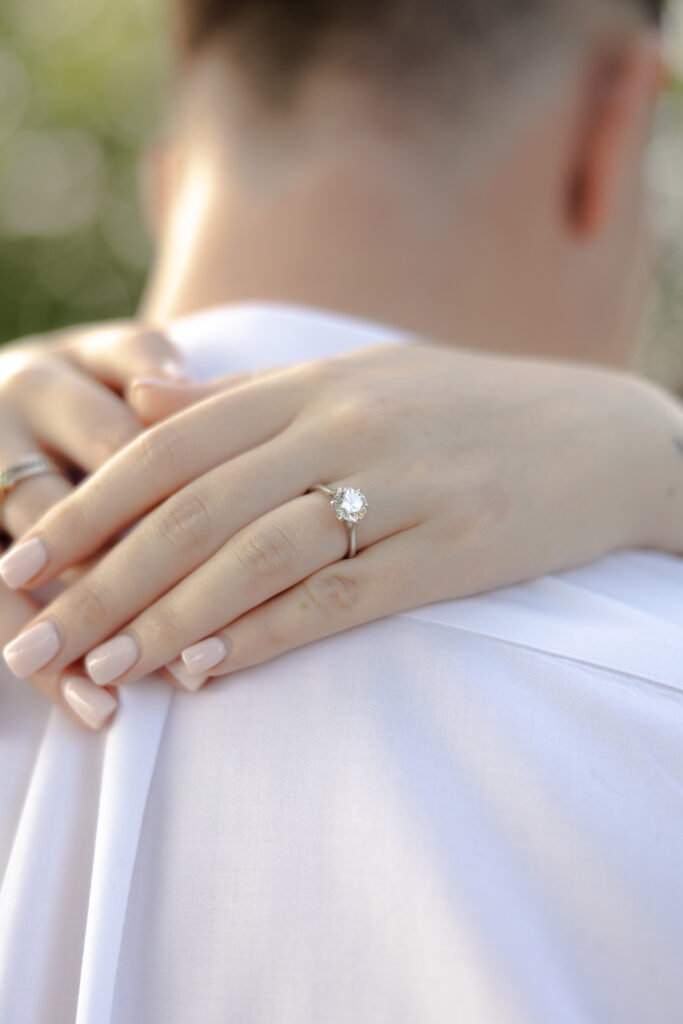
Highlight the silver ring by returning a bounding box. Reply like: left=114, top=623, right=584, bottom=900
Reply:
left=0, top=455, right=59, bottom=505
left=308, top=484, right=369, bottom=559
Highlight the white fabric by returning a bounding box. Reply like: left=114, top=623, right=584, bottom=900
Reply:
left=1, top=303, right=682, bottom=1024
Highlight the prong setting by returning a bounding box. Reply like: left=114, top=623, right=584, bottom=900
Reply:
left=331, top=487, right=369, bottom=524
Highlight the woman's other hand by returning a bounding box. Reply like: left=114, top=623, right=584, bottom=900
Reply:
left=3, top=342, right=682, bottom=704
left=0, top=320, right=187, bottom=534
left=0, top=320, right=186, bottom=726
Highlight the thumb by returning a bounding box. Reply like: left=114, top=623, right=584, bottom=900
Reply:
left=128, top=373, right=253, bottom=424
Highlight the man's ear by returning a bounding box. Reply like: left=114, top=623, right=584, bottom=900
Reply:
left=567, top=34, right=662, bottom=237
left=141, top=136, right=180, bottom=241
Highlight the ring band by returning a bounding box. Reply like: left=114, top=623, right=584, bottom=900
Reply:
left=308, top=484, right=369, bottom=559
left=0, top=455, right=59, bottom=505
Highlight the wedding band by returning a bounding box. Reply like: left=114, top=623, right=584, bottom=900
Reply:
left=308, top=484, right=369, bottom=559
left=0, top=455, right=59, bottom=505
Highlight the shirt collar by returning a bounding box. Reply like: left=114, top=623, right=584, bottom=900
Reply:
left=169, top=301, right=408, bottom=381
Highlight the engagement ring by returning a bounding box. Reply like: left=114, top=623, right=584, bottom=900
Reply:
left=308, top=484, right=369, bottom=559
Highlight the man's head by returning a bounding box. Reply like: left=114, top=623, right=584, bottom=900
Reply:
left=175, top=1, right=663, bottom=102
left=143, top=0, right=666, bottom=366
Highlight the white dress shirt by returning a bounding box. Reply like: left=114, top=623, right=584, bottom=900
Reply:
left=1, top=303, right=682, bottom=1024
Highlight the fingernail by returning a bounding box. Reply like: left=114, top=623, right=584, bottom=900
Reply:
left=62, top=676, right=118, bottom=730
left=85, top=635, right=139, bottom=686
left=166, top=658, right=208, bottom=692
left=181, top=637, right=229, bottom=676
left=0, top=537, right=48, bottom=589
left=4, top=621, right=61, bottom=678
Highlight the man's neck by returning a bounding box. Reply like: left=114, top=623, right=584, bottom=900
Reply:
left=139, top=81, right=630, bottom=366
left=139, top=55, right=570, bottom=355
left=141, top=142, right=486, bottom=344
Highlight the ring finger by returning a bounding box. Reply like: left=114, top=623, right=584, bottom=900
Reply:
left=77, top=472, right=413, bottom=688
left=0, top=421, right=71, bottom=540
left=11, top=355, right=141, bottom=474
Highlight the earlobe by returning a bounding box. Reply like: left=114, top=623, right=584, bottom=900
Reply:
left=567, top=37, right=661, bottom=238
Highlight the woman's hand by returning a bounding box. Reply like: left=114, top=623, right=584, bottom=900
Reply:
left=3, top=341, right=683, bottom=707
left=0, top=320, right=187, bottom=535
left=0, top=582, right=118, bottom=731
left=0, top=321, right=187, bottom=727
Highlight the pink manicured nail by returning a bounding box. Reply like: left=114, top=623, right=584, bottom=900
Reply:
left=62, top=676, right=118, bottom=730
left=0, top=537, right=48, bottom=589
left=3, top=621, right=61, bottom=678
left=85, top=635, right=139, bottom=686
left=166, top=658, right=208, bottom=693
left=181, top=637, right=229, bottom=676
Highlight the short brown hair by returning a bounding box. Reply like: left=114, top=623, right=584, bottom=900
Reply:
left=176, top=0, right=665, bottom=104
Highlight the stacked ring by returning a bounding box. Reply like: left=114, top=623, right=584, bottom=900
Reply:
left=0, top=455, right=59, bottom=507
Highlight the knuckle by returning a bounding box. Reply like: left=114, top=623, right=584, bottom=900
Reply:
left=134, top=603, right=178, bottom=648
left=156, top=491, right=213, bottom=553
left=325, top=398, right=366, bottom=439
left=299, top=356, right=332, bottom=387
left=46, top=494, right=90, bottom=548
left=3, top=357, right=55, bottom=398
left=60, top=579, right=109, bottom=631
left=356, top=393, right=396, bottom=441
left=303, top=571, right=361, bottom=617
left=296, top=357, right=343, bottom=404
left=324, top=392, right=394, bottom=442
left=134, top=423, right=184, bottom=477
left=237, top=524, right=297, bottom=579
left=436, top=479, right=509, bottom=551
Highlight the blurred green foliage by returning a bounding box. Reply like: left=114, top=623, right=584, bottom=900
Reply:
left=0, top=0, right=166, bottom=343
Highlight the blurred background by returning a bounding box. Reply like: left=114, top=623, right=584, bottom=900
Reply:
left=0, top=0, right=682, bottom=385
left=0, top=0, right=166, bottom=343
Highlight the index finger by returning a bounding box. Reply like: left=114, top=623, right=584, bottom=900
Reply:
left=0, top=371, right=301, bottom=590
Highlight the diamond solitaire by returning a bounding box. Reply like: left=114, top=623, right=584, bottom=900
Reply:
left=331, top=487, right=369, bottom=524
left=307, top=482, right=369, bottom=558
